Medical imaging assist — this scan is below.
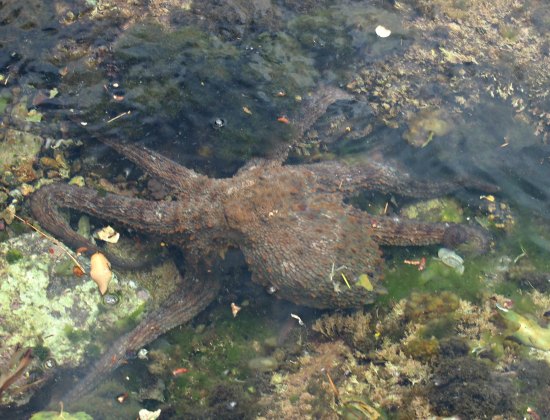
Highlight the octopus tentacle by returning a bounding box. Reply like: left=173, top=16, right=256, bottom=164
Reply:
left=32, top=183, right=184, bottom=234
left=99, top=138, right=212, bottom=194
left=63, top=274, right=220, bottom=406
left=30, top=183, right=187, bottom=267
left=367, top=214, right=489, bottom=251
left=270, top=85, right=353, bottom=163
left=309, top=160, right=499, bottom=198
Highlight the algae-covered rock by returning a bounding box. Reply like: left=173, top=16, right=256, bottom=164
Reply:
left=403, top=109, right=451, bottom=148
left=400, top=198, right=463, bottom=223
left=0, top=233, right=152, bottom=407
left=0, top=129, right=42, bottom=176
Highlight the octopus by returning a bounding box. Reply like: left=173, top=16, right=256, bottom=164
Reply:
left=30, top=87, right=493, bottom=403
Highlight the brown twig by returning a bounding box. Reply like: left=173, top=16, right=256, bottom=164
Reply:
left=0, top=348, right=32, bottom=397
left=13, top=214, right=86, bottom=274
left=325, top=370, right=339, bottom=401
left=107, top=110, right=131, bottom=123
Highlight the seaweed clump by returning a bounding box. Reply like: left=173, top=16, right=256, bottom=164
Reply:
left=313, top=310, right=377, bottom=353
left=257, top=340, right=356, bottom=419
left=429, top=356, right=516, bottom=418
left=307, top=291, right=513, bottom=417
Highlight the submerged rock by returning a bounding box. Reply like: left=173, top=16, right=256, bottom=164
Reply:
left=403, top=109, right=451, bottom=148
left=0, top=233, right=152, bottom=407
left=0, top=129, right=42, bottom=183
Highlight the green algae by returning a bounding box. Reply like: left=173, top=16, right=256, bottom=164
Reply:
left=378, top=249, right=487, bottom=305
left=64, top=325, right=91, bottom=345
left=0, top=97, right=9, bottom=116
left=136, top=303, right=282, bottom=416
left=32, top=344, right=51, bottom=362
left=247, top=31, right=319, bottom=92
left=113, top=302, right=147, bottom=333
left=5, top=249, right=23, bottom=264
left=400, top=198, right=464, bottom=223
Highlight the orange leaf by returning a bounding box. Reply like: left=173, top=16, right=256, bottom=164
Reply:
left=277, top=116, right=290, bottom=124
left=76, top=246, right=88, bottom=256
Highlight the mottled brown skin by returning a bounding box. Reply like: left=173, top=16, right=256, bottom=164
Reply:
left=30, top=90, right=492, bottom=403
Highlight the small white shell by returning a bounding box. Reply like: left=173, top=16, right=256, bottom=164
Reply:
left=438, top=248, right=464, bottom=274
left=375, top=25, right=391, bottom=38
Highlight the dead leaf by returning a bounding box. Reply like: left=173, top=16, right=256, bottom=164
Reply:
left=90, top=252, right=112, bottom=295
left=95, top=226, right=120, bottom=243
left=231, top=302, right=241, bottom=318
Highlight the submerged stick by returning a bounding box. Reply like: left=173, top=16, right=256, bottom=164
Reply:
left=13, top=214, right=86, bottom=274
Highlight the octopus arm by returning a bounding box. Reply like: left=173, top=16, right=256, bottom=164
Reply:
left=309, top=160, right=498, bottom=198
left=30, top=183, right=182, bottom=266
left=99, top=138, right=212, bottom=194
left=63, top=274, right=220, bottom=404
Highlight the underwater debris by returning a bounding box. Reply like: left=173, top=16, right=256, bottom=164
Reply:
left=277, top=116, right=290, bottom=124
left=172, top=367, right=189, bottom=376
left=211, top=117, right=226, bottom=130
left=437, top=248, right=464, bottom=275
left=116, top=392, right=129, bottom=403
left=231, top=302, right=241, bottom=318
left=248, top=357, right=278, bottom=372
left=138, top=408, right=161, bottom=420
left=402, top=109, right=451, bottom=148
left=290, top=313, right=305, bottom=326
left=0, top=347, right=32, bottom=398
left=94, top=226, right=120, bottom=243
left=403, top=257, right=426, bottom=271
left=106, top=111, right=131, bottom=124
left=375, top=25, right=391, bottom=38
left=340, top=399, right=381, bottom=419
left=137, top=348, right=148, bottom=360
left=496, top=304, right=550, bottom=351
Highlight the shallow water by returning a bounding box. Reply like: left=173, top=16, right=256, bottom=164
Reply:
left=2, top=0, right=550, bottom=418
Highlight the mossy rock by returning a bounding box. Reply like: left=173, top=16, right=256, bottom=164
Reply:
left=0, top=128, right=42, bottom=170
left=0, top=233, right=154, bottom=408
